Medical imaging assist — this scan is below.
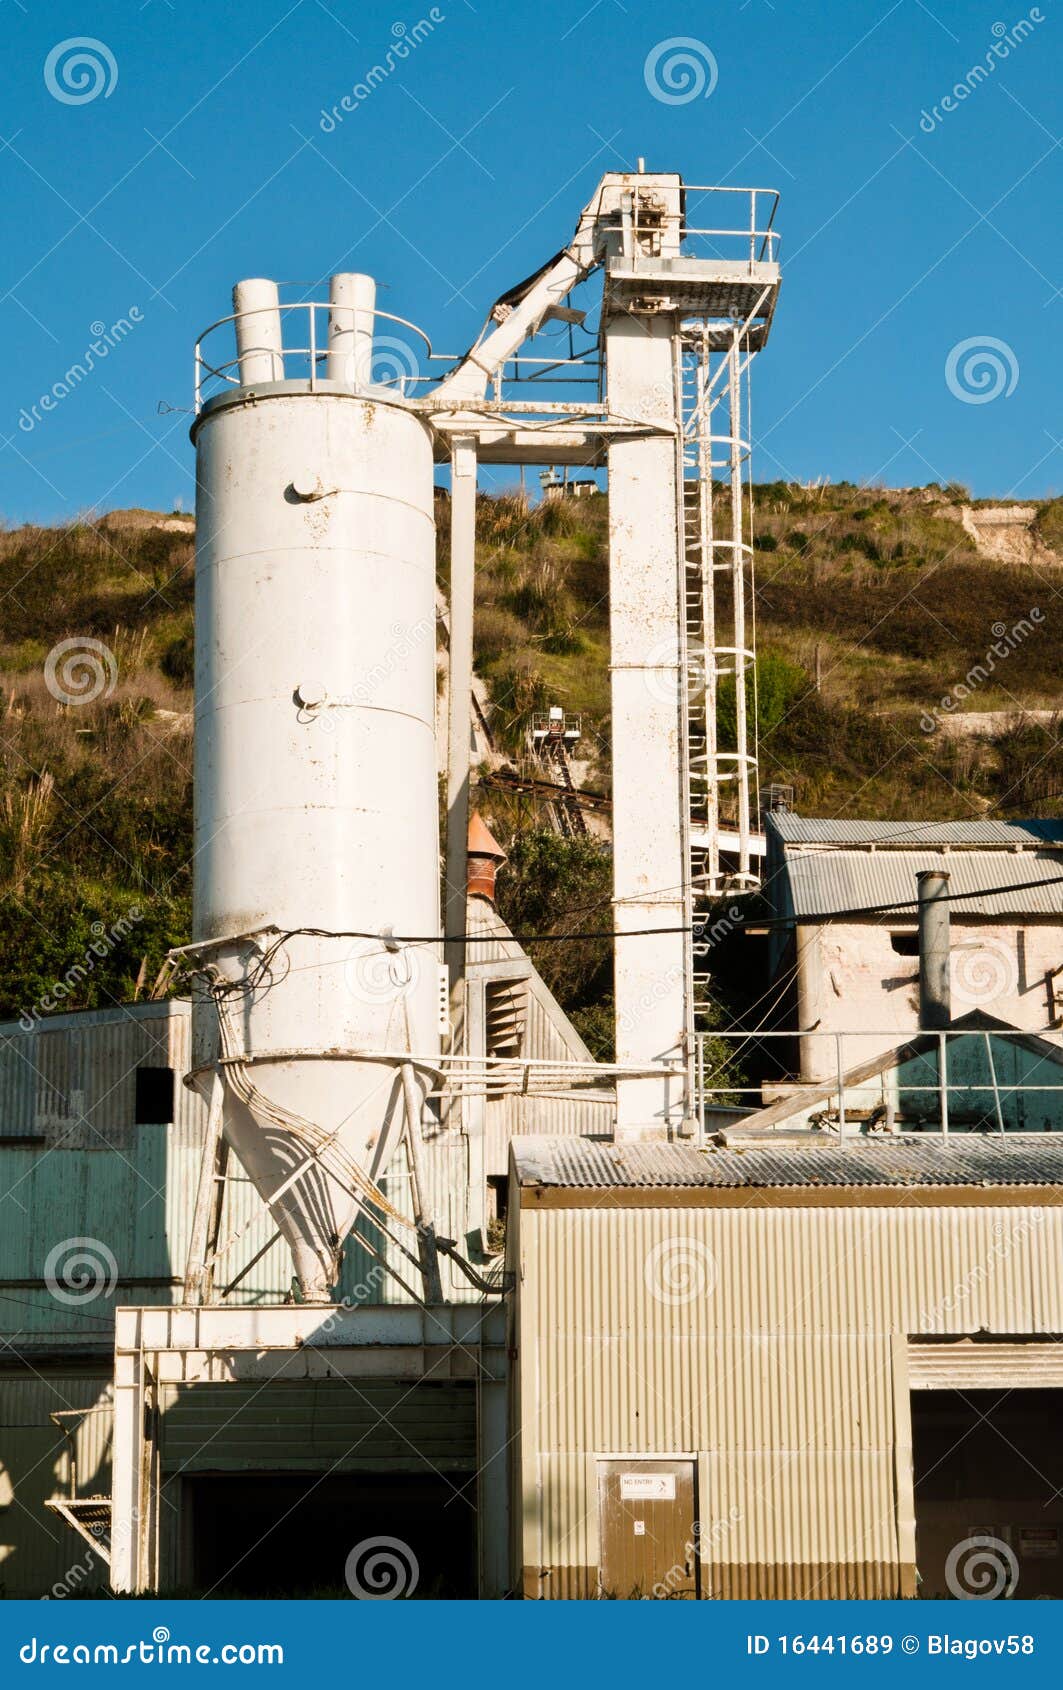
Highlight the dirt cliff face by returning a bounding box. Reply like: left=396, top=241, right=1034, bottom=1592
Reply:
left=939, top=503, right=1059, bottom=568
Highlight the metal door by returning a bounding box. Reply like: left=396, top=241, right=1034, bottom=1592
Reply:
left=597, top=1459, right=698, bottom=1599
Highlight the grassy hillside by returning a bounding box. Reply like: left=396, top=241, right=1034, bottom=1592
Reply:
left=0, top=517, right=193, bottom=1022
left=458, top=482, right=1063, bottom=819
left=2, top=484, right=1062, bottom=1032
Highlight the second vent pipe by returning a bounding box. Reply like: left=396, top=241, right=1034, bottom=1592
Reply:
left=917, top=869, right=951, bottom=1030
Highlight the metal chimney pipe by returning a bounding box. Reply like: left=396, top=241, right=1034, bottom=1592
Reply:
left=327, top=271, right=376, bottom=385
left=917, top=869, right=951, bottom=1029
left=232, top=278, right=284, bottom=384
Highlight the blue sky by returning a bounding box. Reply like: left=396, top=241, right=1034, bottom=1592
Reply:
left=0, top=0, right=1060, bottom=521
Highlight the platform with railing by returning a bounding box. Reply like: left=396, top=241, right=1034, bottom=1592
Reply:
left=604, top=185, right=781, bottom=343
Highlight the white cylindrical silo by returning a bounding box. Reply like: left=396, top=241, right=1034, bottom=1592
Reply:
left=191, top=329, right=440, bottom=1300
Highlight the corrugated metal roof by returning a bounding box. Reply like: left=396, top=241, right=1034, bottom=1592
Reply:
left=767, top=815, right=1063, bottom=847
left=512, top=1134, right=1063, bottom=1189
left=781, top=849, right=1063, bottom=918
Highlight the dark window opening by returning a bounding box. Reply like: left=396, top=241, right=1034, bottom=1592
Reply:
left=912, top=1388, right=1063, bottom=1599
left=485, top=1174, right=508, bottom=1256
left=135, top=1066, right=175, bottom=1125
left=890, top=932, right=920, bottom=956
left=185, top=1471, right=476, bottom=1597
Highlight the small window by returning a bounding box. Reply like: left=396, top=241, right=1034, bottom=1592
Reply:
left=486, top=1173, right=509, bottom=1226
left=135, top=1066, right=175, bottom=1125
left=485, top=1174, right=508, bottom=1256
left=890, top=932, right=919, bottom=956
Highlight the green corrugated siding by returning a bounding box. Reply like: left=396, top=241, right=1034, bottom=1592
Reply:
left=161, top=1380, right=477, bottom=1472
left=0, top=1372, right=112, bottom=1598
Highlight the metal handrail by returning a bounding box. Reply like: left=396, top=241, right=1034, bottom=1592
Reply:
left=693, top=1026, right=1063, bottom=1140
left=193, top=302, right=449, bottom=411
left=193, top=301, right=604, bottom=411
left=630, top=183, right=781, bottom=267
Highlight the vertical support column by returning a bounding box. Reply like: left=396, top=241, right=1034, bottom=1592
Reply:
left=464, top=974, right=487, bottom=1249
left=400, top=1060, right=444, bottom=1304
left=183, top=1069, right=224, bottom=1304
left=606, top=311, right=688, bottom=1137
left=110, top=1311, right=146, bottom=1594
left=445, top=436, right=477, bottom=987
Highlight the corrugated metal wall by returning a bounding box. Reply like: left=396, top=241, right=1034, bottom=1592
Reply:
left=0, top=1372, right=112, bottom=1598
left=483, top=984, right=613, bottom=1174
left=160, top=1379, right=476, bottom=1472
left=464, top=895, right=615, bottom=1175
left=0, top=1002, right=505, bottom=1332
left=516, top=1201, right=1063, bottom=1598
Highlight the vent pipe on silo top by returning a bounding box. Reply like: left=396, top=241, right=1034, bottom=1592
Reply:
left=232, top=278, right=283, bottom=384
left=917, top=868, right=951, bottom=1030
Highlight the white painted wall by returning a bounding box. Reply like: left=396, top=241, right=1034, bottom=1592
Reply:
left=796, top=920, right=1063, bottom=1080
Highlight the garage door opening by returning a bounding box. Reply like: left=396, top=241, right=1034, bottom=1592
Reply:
left=185, top=1472, right=477, bottom=1597
left=911, top=1388, right=1063, bottom=1598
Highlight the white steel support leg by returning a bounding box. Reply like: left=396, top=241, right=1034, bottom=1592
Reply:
left=606, top=312, right=688, bottom=1137
left=445, top=437, right=478, bottom=987
left=111, top=1312, right=155, bottom=1593
left=183, top=1068, right=224, bottom=1304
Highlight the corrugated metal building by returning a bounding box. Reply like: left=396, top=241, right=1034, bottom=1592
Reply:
left=508, top=1135, right=1063, bottom=1600
left=0, top=915, right=613, bottom=1595
left=764, top=815, right=1063, bottom=1081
